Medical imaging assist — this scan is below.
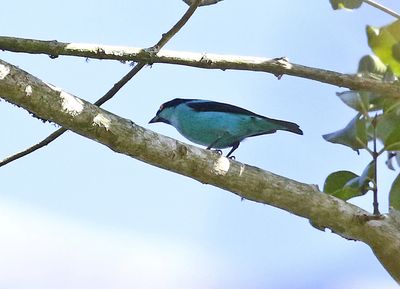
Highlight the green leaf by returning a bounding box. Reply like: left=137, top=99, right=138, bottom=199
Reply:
left=356, top=56, right=398, bottom=111
left=342, top=161, right=374, bottom=196
left=330, top=0, right=362, bottom=10
left=334, top=183, right=363, bottom=200
left=393, top=42, right=400, bottom=62
left=322, top=114, right=367, bottom=151
left=336, top=91, right=370, bottom=113
left=376, top=110, right=400, bottom=150
left=384, top=127, right=400, bottom=151
left=324, top=170, right=359, bottom=195
left=367, top=20, right=400, bottom=76
left=358, top=55, right=388, bottom=75
left=323, top=162, right=374, bottom=201
left=389, top=173, right=400, bottom=211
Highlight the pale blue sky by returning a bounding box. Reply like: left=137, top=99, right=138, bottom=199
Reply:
left=0, top=1, right=399, bottom=288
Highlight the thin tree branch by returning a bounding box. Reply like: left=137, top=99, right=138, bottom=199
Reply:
left=0, top=0, right=202, bottom=167
left=1, top=59, right=399, bottom=282
left=1, top=37, right=399, bottom=98
left=183, top=0, right=223, bottom=6
left=363, top=0, right=400, bottom=19
left=0, top=129, right=66, bottom=167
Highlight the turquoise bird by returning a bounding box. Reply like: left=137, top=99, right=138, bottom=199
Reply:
left=149, top=98, right=303, bottom=157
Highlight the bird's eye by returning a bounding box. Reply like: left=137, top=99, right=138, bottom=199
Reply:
left=159, top=104, right=164, bottom=111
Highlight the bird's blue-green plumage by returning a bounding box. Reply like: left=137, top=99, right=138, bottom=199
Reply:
left=149, top=98, right=303, bottom=157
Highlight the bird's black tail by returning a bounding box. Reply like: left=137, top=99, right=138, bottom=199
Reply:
left=271, top=118, right=303, bottom=135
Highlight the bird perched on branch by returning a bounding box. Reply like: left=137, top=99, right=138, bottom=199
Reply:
left=149, top=98, right=303, bottom=158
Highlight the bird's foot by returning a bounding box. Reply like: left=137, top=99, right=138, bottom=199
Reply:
left=206, top=147, right=222, bottom=155
left=228, top=155, right=236, bottom=160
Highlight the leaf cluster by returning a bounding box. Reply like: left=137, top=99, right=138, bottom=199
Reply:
left=322, top=17, right=400, bottom=212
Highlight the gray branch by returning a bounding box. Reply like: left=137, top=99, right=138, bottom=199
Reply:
left=183, top=0, right=223, bottom=6
left=1, top=36, right=399, bottom=98
left=1, top=58, right=399, bottom=282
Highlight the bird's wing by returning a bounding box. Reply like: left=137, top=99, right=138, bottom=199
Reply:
left=187, top=100, right=303, bottom=135
left=187, top=101, right=260, bottom=116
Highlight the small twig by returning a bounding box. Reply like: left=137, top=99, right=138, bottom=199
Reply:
left=0, top=129, right=67, bottom=167
left=363, top=0, right=400, bottom=19
left=371, top=115, right=380, bottom=215
left=183, top=0, right=223, bottom=6
left=0, top=0, right=202, bottom=167
left=154, top=0, right=203, bottom=50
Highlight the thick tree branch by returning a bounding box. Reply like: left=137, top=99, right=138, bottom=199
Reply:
left=1, top=59, right=400, bottom=283
left=1, top=36, right=400, bottom=98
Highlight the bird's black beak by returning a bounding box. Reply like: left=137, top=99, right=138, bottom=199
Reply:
left=149, top=115, right=160, bottom=124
